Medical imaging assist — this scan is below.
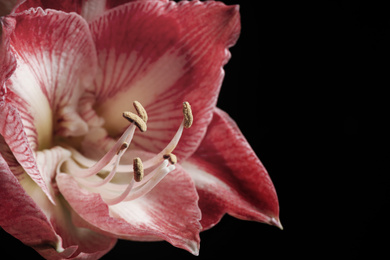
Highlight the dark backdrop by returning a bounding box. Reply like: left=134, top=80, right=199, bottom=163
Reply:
left=2, top=1, right=389, bottom=259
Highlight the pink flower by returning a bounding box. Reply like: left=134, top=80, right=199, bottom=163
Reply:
left=0, top=0, right=281, bottom=259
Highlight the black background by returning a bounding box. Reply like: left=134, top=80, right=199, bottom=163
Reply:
left=2, top=0, right=389, bottom=259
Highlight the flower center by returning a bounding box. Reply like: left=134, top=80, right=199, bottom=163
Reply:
left=61, top=101, right=193, bottom=205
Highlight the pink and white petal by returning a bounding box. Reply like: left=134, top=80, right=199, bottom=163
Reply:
left=0, top=17, right=16, bottom=90
left=82, top=0, right=170, bottom=21
left=0, top=154, right=78, bottom=259
left=183, top=108, right=281, bottom=230
left=21, top=183, right=116, bottom=260
left=0, top=101, right=55, bottom=203
left=48, top=199, right=117, bottom=260
left=15, top=0, right=84, bottom=14
left=9, top=147, right=117, bottom=259
left=88, top=0, right=240, bottom=160
left=57, top=164, right=202, bottom=255
left=7, top=8, right=97, bottom=148
left=15, top=0, right=167, bottom=21
left=35, top=146, right=72, bottom=201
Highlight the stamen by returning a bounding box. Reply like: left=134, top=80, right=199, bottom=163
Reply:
left=67, top=102, right=192, bottom=205
left=117, top=142, right=129, bottom=155
left=163, top=153, right=177, bottom=164
left=183, top=101, right=193, bottom=128
left=103, top=179, right=135, bottom=206
left=66, top=124, right=136, bottom=178
left=124, top=162, right=176, bottom=202
left=140, top=102, right=194, bottom=169
left=133, top=157, right=144, bottom=182
left=133, top=101, right=148, bottom=123
left=102, top=159, right=174, bottom=205
left=141, top=124, right=183, bottom=169
left=123, top=112, right=147, bottom=132
left=78, top=141, right=131, bottom=188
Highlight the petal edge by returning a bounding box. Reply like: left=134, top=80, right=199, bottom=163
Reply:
left=184, top=108, right=280, bottom=230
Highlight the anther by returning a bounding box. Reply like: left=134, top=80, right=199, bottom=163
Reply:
left=117, top=142, right=129, bottom=155
left=163, top=153, right=177, bottom=164
left=133, top=157, right=144, bottom=182
left=133, top=101, right=148, bottom=123
left=183, top=101, right=193, bottom=128
left=123, top=111, right=147, bottom=132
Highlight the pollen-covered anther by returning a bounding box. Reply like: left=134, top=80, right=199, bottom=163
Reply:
left=183, top=101, right=193, bottom=128
left=117, top=142, right=129, bottom=155
left=133, top=101, right=148, bottom=123
left=133, top=157, right=144, bottom=182
left=163, top=153, right=177, bottom=165
left=123, top=111, right=147, bottom=132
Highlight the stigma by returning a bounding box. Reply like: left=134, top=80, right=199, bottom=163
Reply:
left=63, top=101, right=192, bottom=206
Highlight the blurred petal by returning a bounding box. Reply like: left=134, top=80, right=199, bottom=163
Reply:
left=183, top=108, right=281, bottom=230
left=88, top=0, right=240, bottom=160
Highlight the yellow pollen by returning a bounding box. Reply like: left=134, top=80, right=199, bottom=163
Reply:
left=182, top=101, right=193, bottom=128
left=133, top=101, right=148, bottom=123
left=133, top=157, right=144, bottom=182
left=117, top=142, right=129, bottom=155
left=123, top=111, right=147, bottom=132
left=163, top=153, right=177, bottom=164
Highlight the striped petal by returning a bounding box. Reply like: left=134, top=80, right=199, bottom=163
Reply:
left=1, top=8, right=97, bottom=203
left=183, top=108, right=281, bottom=230
left=6, top=8, right=97, bottom=150
left=0, top=17, right=16, bottom=91
left=0, top=153, right=78, bottom=259
left=86, top=0, right=240, bottom=160
left=0, top=144, right=117, bottom=259
left=57, top=164, right=202, bottom=255
left=0, top=101, right=55, bottom=203
left=15, top=0, right=168, bottom=21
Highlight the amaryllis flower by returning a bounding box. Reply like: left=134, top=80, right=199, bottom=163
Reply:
left=0, top=0, right=281, bottom=259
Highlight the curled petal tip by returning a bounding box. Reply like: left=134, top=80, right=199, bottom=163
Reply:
left=270, top=217, right=283, bottom=230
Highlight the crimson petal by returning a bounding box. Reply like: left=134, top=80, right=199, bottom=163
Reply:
left=183, top=108, right=281, bottom=230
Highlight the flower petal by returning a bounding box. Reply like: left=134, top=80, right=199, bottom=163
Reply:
left=57, top=164, right=202, bottom=255
left=0, top=17, right=16, bottom=90
left=0, top=110, right=115, bottom=258
left=15, top=0, right=84, bottom=14
left=48, top=199, right=117, bottom=259
left=87, top=0, right=240, bottom=160
left=182, top=108, right=281, bottom=230
left=7, top=8, right=97, bottom=149
left=6, top=145, right=117, bottom=259
left=0, top=153, right=77, bottom=259
left=0, top=101, right=55, bottom=203
left=15, top=0, right=168, bottom=21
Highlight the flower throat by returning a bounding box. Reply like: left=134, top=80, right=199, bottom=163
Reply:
left=61, top=101, right=193, bottom=205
